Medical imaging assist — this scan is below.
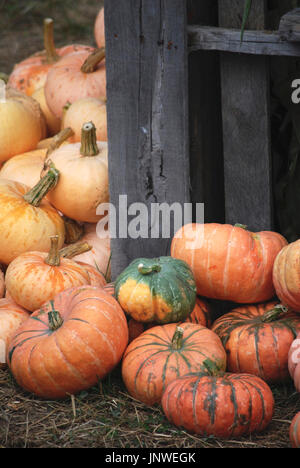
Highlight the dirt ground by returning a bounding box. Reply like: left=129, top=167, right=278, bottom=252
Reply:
left=0, top=0, right=299, bottom=450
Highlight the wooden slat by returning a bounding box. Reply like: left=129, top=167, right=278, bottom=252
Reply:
left=219, top=0, right=273, bottom=231
left=104, top=0, right=190, bottom=279
left=188, top=25, right=300, bottom=56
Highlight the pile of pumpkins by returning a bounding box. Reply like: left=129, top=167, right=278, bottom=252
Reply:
left=1, top=7, right=300, bottom=448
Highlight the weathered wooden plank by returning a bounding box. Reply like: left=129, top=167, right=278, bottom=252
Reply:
left=187, top=1, right=224, bottom=224
left=219, top=0, right=273, bottom=231
left=188, top=25, right=300, bottom=56
left=104, top=0, right=190, bottom=279
left=279, top=8, right=300, bottom=41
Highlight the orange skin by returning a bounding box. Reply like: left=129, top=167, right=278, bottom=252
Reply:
left=0, top=298, right=29, bottom=364
left=0, top=179, right=65, bottom=265
left=7, top=285, right=129, bottom=399
left=273, top=239, right=300, bottom=311
left=122, top=322, right=226, bottom=406
left=171, top=223, right=287, bottom=303
left=76, top=261, right=106, bottom=288
left=5, top=251, right=91, bottom=312
left=0, top=269, right=4, bottom=298
left=94, top=7, right=105, bottom=49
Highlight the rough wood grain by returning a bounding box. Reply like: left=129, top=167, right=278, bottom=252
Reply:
left=104, top=0, right=190, bottom=278
left=279, top=8, right=300, bottom=41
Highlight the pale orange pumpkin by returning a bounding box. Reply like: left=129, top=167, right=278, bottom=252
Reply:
left=45, top=48, right=106, bottom=119
left=0, top=299, right=30, bottom=365
left=94, top=7, right=105, bottom=49
left=0, top=268, right=4, bottom=299
left=32, top=86, right=61, bottom=136
left=273, top=239, right=300, bottom=312
left=61, top=97, right=107, bottom=142
left=0, top=166, right=65, bottom=265
left=43, top=121, right=109, bottom=223
left=0, top=82, right=47, bottom=163
left=5, top=235, right=91, bottom=312
left=8, top=18, right=95, bottom=97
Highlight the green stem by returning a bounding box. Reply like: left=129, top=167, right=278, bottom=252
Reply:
left=44, top=235, right=60, bottom=266
left=43, top=18, right=60, bottom=64
left=138, top=263, right=161, bottom=275
left=80, top=122, right=99, bottom=157
left=261, top=304, right=288, bottom=323
left=171, top=326, right=184, bottom=350
left=59, top=241, right=92, bottom=258
left=48, top=304, right=64, bottom=331
left=62, top=216, right=85, bottom=244
left=80, top=47, right=105, bottom=73
left=201, top=358, right=223, bottom=376
left=23, top=163, right=59, bottom=207
left=234, top=223, right=248, bottom=230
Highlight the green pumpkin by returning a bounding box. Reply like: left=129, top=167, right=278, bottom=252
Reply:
left=114, top=256, right=197, bottom=324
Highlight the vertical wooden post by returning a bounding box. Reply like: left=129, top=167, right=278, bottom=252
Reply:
left=104, top=0, right=190, bottom=279
left=219, top=0, right=273, bottom=231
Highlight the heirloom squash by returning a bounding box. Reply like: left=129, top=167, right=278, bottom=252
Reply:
left=115, top=257, right=197, bottom=324
left=273, top=239, right=300, bottom=312
left=171, top=223, right=287, bottom=303
left=7, top=285, right=129, bottom=398
left=0, top=299, right=29, bottom=365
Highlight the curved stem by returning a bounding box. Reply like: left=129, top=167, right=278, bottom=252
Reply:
left=171, top=326, right=184, bottom=350
left=43, top=18, right=60, bottom=64
left=48, top=301, right=64, bottom=331
left=261, top=304, right=288, bottom=323
left=62, top=216, right=85, bottom=244
left=23, top=163, right=59, bottom=207
left=80, top=122, right=99, bottom=157
left=44, top=235, right=60, bottom=266
left=138, top=263, right=161, bottom=275
left=234, top=223, right=248, bottom=230
left=80, top=47, right=105, bottom=73
left=59, top=241, right=92, bottom=259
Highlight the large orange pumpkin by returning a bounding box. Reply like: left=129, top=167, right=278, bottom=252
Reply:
left=7, top=285, right=129, bottom=399
left=161, top=362, right=274, bottom=439
left=171, top=223, right=287, bottom=303
left=212, top=301, right=300, bottom=383
left=273, top=239, right=300, bottom=312
left=122, top=322, right=226, bottom=405
left=0, top=299, right=30, bottom=365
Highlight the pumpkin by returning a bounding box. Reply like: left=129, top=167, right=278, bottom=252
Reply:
left=0, top=165, right=65, bottom=265
left=121, top=322, right=227, bottom=405
left=290, top=412, right=300, bottom=448
left=171, top=223, right=287, bottom=303
left=161, top=360, right=274, bottom=439
left=0, top=81, right=47, bottom=163
left=115, top=257, right=197, bottom=324
left=61, top=97, right=107, bottom=142
left=0, top=299, right=30, bottom=366
left=103, top=282, right=115, bottom=296
left=5, top=235, right=92, bottom=312
left=0, top=128, right=73, bottom=189
left=7, top=285, right=129, bottom=399
left=8, top=18, right=94, bottom=97
left=0, top=268, right=4, bottom=299
left=42, top=121, right=108, bottom=223
left=212, top=301, right=300, bottom=383
left=273, top=239, right=300, bottom=312
left=44, top=48, right=106, bottom=119
left=288, top=333, right=300, bottom=391
left=32, top=86, right=61, bottom=136
left=94, top=7, right=105, bottom=49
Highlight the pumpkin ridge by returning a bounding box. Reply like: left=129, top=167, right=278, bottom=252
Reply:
left=191, top=376, right=203, bottom=432
left=226, top=378, right=240, bottom=437
left=222, top=225, right=236, bottom=298
left=235, top=377, right=253, bottom=433
left=237, top=375, right=267, bottom=430
left=26, top=343, right=51, bottom=396
left=203, top=376, right=218, bottom=426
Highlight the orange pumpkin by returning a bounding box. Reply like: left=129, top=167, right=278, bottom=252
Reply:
left=94, top=7, right=105, bottom=49
left=290, top=412, right=300, bottom=448
left=5, top=235, right=91, bottom=312
left=273, top=239, right=300, bottom=312
left=45, top=48, right=106, bottom=119
left=32, top=86, right=61, bottom=136
left=171, top=223, right=287, bottom=303
left=212, top=301, right=300, bottom=383
left=0, top=167, right=65, bottom=265
left=7, top=285, right=129, bottom=398
left=8, top=18, right=94, bottom=97
left=0, top=299, right=30, bottom=365
left=0, top=268, right=4, bottom=299
left=122, top=322, right=227, bottom=405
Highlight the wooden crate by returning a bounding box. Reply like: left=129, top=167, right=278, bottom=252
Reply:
left=104, top=0, right=300, bottom=279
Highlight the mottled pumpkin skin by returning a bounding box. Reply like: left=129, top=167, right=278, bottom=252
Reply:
left=121, top=322, right=227, bottom=406
left=212, top=302, right=300, bottom=383
left=290, top=412, right=300, bottom=448
left=115, top=257, right=197, bottom=324
left=7, top=285, right=128, bottom=399
left=171, top=223, right=287, bottom=303
left=161, top=372, right=274, bottom=439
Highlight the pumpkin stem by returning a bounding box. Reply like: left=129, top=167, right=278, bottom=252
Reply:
left=0, top=73, right=8, bottom=85
left=234, top=223, right=248, bottom=230
left=138, top=263, right=162, bottom=275
left=0, top=79, right=6, bottom=103
left=201, top=358, right=223, bottom=376
left=59, top=241, right=92, bottom=258
left=261, top=304, right=289, bottom=323
left=45, top=127, right=74, bottom=159
left=44, top=235, right=61, bottom=266
left=80, top=47, right=105, bottom=73
left=80, top=122, right=99, bottom=157
left=171, top=326, right=184, bottom=350
left=48, top=302, right=64, bottom=331
left=23, top=163, right=59, bottom=207
left=62, top=216, right=85, bottom=244
left=43, top=18, right=60, bottom=64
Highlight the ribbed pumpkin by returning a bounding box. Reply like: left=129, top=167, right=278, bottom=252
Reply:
left=122, top=322, right=227, bottom=405
left=212, top=302, right=300, bottom=383
left=290, top=412, right=300, bottom=448
left=45, top=48, right=106, bottom=119
left=42, top=122, right=108, bottom=223
left=171, top=223, right=287, bottom=303
left=94, top=7, right=105, bottom=49
left=0, top=299, right=30, bottom=365
left=273, top=239, right=300, bottom=312
left=0, top=82, right=46, bottom=163
left=115, top=257, right=197, bottom=324
left=0, top=166, right=65, bottom=265
left=8, top=18, right=94, bottom=97
left=5, top=236, right=91, bottom=312
left=7, top=285, right=129, bottom=399
left=103, top=282, right=115, bottom=296
left=161, top=361, right=274, bottom=439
